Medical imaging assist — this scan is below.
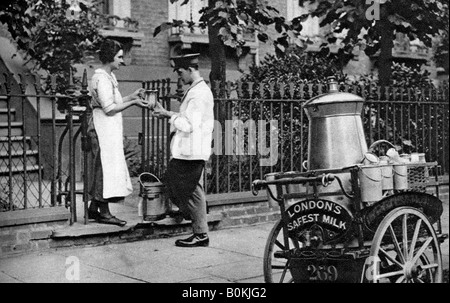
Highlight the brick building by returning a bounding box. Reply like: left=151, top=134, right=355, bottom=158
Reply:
left=0, top=0, right=445, bottom=175
left=1, top=0, right=445, bottom=146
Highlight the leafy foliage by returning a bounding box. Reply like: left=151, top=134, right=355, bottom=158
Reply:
left=351, top=62, right=435, bottom=89
left=157, top=0, right=447, bottom=88
left=298, top=0, right=448, bottom=85
left=433, top=4, right=449, bottom=74
left=243, top=47, right=435, bottom=89
left=155, top=0, right=299, bottom=57
left=0, top=0, right=105, bottom=95
left=241, top=49, right=347, bottom=84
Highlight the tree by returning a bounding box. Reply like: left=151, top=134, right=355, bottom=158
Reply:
left=433, top=4, right=449, bottom=74
left=299, top=0, right=448, bottom=86
left=154, top=0, right=302, bottom=95
left=0, top=0, right=105, bottom=94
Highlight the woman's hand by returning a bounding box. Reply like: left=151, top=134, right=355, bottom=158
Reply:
left=131, top=88, right=146, bottom=101
left=134, top=99, right=149, bottom=108
left=124, top=88, right=145, bottom=101
left=127, top=88, right=153, bottom=108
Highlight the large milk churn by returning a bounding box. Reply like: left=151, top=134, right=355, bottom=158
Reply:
left=303, top=77, right=367, bottom=210
left=303, top=77, right=367, bottom=170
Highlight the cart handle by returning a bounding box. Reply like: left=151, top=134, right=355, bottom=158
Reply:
left=251, top=173, right=335, bottom=196
left=368, top=139, right=396, bottom=153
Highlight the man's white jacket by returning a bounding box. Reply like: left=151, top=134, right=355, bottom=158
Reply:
left=169, top=78, right=214, bottom=161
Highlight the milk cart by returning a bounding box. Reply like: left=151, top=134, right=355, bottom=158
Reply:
left=251, top=78, right=447, bottom=283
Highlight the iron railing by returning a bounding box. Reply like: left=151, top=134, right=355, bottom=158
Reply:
left=1, top=72, right=448, bottom=219
left=141, top=80, right=449, bottom=195
left=1, top=73, right=58, bottom=211
left=0, top=71, right=90, bottom=226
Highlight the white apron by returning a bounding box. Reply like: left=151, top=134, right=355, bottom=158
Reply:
left=91, top=70, right=132, bottom=199
left=93, top=109, right=133, bottom=199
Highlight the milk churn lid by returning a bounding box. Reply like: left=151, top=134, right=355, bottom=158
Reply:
left=303, top=92, right=364, bottom=107
left=303, top=76, right=364, bottom=108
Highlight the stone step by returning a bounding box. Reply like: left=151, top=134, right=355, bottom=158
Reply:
left=0, top=136, right=32, bottom=150
left=0, top=108, right=16, bottom=122
left=51, top=212, right=224, bottom=240
left=0, top=122, right=23, bottom=136
left=0, top=163, right=42, bottom=176
left=0, top=150, right=38, bottom=166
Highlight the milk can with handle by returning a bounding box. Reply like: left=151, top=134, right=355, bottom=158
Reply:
left=303, top=77, right=367, bottom=209
left=138, top=172, right=170, bottom=221
left=303, top=77, right=367, bottom=171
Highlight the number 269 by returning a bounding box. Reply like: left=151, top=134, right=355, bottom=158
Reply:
left=307, top=264, right=338, bottom=281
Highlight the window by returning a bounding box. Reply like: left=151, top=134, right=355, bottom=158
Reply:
left=102, top=0, right=132, bottom=29
left=168, top=0, right=208, bottom=35
left=167, top=0, right=257, bottom=59
left=97, top=0, right=143, bottom=47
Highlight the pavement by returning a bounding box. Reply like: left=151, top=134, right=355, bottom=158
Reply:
left=0, top=222, right=275, bottom=283
left=0, top=202, right=448, bottom=284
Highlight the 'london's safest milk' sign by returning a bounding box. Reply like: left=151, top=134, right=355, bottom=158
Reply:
left=285, top=199, right=353, bottom=243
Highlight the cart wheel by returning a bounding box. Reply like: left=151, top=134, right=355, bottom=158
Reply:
left=263, top=219, right=301, bottom=283
left=367, top=206, right=442, bottom=283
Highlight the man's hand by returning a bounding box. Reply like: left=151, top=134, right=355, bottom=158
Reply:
left=152, top=102, right=171, bottom=118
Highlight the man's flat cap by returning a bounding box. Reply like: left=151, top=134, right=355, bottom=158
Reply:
left=170, top=53, right=200, bottom=71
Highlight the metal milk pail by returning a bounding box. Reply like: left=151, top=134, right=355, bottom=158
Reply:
left=358, top=165, right=383, bottom=204
left=379, top=156, right=394, bottom=191
left=393, top=164, right=408, bottom=190
left=139, top=173, right=168, bottom=221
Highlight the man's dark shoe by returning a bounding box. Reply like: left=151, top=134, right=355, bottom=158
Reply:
left=97, top=215, right=127, bottom=227
left=175, top=234, right=209, bottom=247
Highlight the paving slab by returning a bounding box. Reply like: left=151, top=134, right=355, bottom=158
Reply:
left=119, top=241, right=258, bottom=270
left=197, top=258, right=264, bottom=282
left=0, top=271, right=21, bottom=283
left=53, top=245, right=141, bottom=271
left=181, top=276, right=233, bottom=283
left=0, top=252, right=67, bottom=282
left=110, top=259, right=210, bottom=283
left=208, top=225, right=272, bottom=258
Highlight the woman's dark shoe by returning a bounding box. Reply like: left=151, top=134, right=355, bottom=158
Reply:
left=86, top=210, right=101, bottom=221
left=97, top=215, right=127, bottom=227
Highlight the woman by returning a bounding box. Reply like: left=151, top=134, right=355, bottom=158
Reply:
left=87, top=39, right=149, bottom=226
